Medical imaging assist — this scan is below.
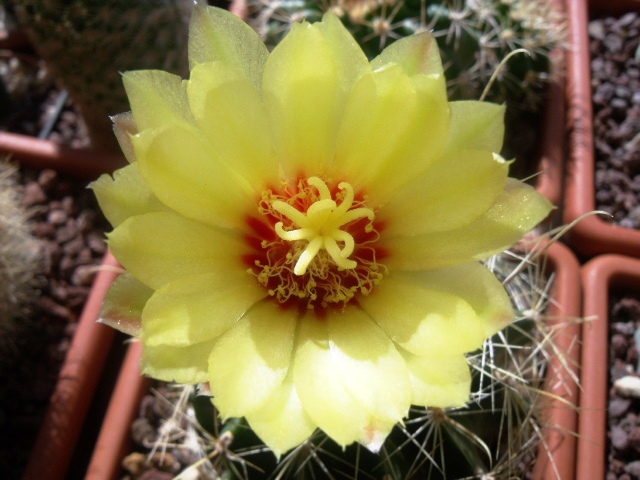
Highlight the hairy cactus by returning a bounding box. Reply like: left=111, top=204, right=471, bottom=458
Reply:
left=131, top=243, right=577, bottom=479
left=249, top=0, right=565, bottom=110
left=9, top=0, right=193, bottom=151
left=0, top=160, right=43, bottom=350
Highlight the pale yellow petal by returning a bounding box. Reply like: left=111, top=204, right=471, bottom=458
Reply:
left=262, top=22, right=342, bottom=177
left=122, top=70, right=194, bottom=132
left=112, top=112, right=138, bottom=163
left=208, top=300, right=297, bottom=417
left=142, top=271, right=267, bottom=347
left=401, top=350, right=472, bottom=407
left=141, top=339, right=214, bottom=384
left=99, top=272, right=151, bottom=337
left=108, top=212, right=248, bottom=290
left=371, top=31, right=443, bottom=77
left=335, top=67, right=449, bottom=201
left=381, top=179, right=554, bottom=270
left=132, top=124, right=254, bottom=230
left=381, top=150, right=508, bottom=237
left=315, top=12, right=370, bottom=91
left=188, top=4, right=268, bottom=92
left=400, top=263, right=515, bottom=338
left=327, top=306, right=411, bottom=451
left=443, top=101, right=506, bottom=154
left=90, top=163, right=168, bottom=228
left=246, top=375, right=317, bottom=457
left=293, top=317, right=369, bottom=447
left=358, top=273, right=486, bottom=357
left=187, top=61, right=278, bottom=189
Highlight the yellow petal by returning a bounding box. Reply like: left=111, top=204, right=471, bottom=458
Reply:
left=112, top=112, right=138, bottom=163
left=327, top=307, right=411, bottom=450
left=122, top=70, right=194, bottom=132
left=141, top=339, right=214, bottom=384
left=208, top=300, right=297, bottom=417
left=262, top=22, right=342, bottom=177
left=132, top=124, right=253, bottom=230
left=401, top=350, right=472, bottom=407
left=108, top=212, right=247, bottom=290
left=371, top=31, right=443, bottom=77
left=142, top=271, right=267, bottom=347
left=187, top=61, right=278, bottom=189
left=293, top=317, right=369, bottom=447
left=443, top=101, right=506, bottom=154
left=335, top=67, right=449, bottom=201
left=381, top=150, right=508, bottom=237
left=245, top=375, right=317, bottom=457
left=90, top=163, right=167, bottom=228
left=315, top=12, right=370, bottom=91
left=381, top=179, right=554, bottom=270
left=99, top=272, right=152, bottom=336
left=400, top=263, right=515, bottom=338
left=358, top=273, right=486, bottom=357
left=188, top=5, right=268, bottom=92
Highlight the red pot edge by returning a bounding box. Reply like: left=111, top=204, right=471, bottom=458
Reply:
left=532, top=241, right=582, bottom=480
left=563, top=0, right=640, bottom=258
left=85, top=341, right=150, bottom=480
left=0, top=132, right=126, bottom=181
left=22, top=252, right=122, bottom=480
left=576, top=254, right=640, bottom=480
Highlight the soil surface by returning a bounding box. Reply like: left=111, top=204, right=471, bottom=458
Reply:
left=608, top=293, right=640, bottom=480
left=590, top=12, right=640, bottom=228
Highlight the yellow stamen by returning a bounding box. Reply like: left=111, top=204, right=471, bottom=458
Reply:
left=272, top=177, right=375, bottom=275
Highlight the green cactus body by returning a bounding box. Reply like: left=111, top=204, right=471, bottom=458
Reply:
left=10, top=0, right=192, bottom=151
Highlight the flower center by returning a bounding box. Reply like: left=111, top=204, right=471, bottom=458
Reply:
left=272, top=177, right=374, bottom=275
left=245, top=177, right=388, bottom=310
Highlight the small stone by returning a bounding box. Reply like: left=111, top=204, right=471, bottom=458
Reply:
left=610, top=397, right=632, bottom=417
left=21, top=182, right=47, bottom=206
left=611, top=425, right=630, bottom=450
left=612, top=333, right=629, bottom=358
left=139, top=470, right=173, bottom=480
left=590, top=21, right=606, bottom=40
left=614, top=375, right=640, bottom=398
left=37, top=169, right=57, bottom=191
left=131, top=417, right=155, bottom=446
left=625, top=461, right=640, bottom=478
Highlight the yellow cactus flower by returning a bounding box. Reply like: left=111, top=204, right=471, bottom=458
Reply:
left=92, top=5, right=552, bottom=456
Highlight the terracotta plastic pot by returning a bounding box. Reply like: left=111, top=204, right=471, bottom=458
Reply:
left=0, top=132, right=125, bottom=181
left=577, top=254, right=640, bottom=480
left=22, top=252, right=121, bottom=480
left=534, top=76, right=566, bottom=211
left=564, top=0, right=640, bottom=258
left=85, top=341, right=150, bottom=480
left=532, top=241, right=582, bottom=480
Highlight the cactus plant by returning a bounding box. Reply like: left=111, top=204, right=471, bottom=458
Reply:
left=248, top=0, right=565, bottom=109
left=9, top=0, right=193, bottom=151
left=0, top=160, right=43, bottom=352
left=122, top=242, right=578, bottom=480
